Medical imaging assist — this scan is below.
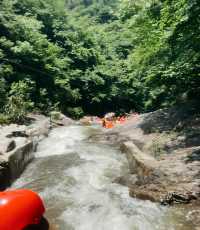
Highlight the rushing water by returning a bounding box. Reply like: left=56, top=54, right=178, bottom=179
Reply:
left=11, top=125, right=195, bottom=230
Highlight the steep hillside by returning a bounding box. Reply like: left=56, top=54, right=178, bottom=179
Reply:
left=0, top=0, right=199, bottom=121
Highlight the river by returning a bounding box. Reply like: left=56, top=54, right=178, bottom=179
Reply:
left=11, top=125, right=195, bottom=230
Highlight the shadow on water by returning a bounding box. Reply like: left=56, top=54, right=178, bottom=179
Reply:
left=23, top=217, right=49, bottom=230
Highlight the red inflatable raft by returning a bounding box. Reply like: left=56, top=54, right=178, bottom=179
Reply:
left=0, top=189, right=45, bottom=230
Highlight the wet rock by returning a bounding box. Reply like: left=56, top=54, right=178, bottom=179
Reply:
left=121, top=141, right=164, bottom=183
left=8, top=141, right=34, bottom=181
left=26, top=114, right=50, bottom=139
left=164, top=137, right=186, bottom=153
left=113, top=174, right=138, bottom=187
left=1, top=124, right=27, bottom=138
left=129, top=183, right=167, bottom=202
left=0, top=137, right=16, bottom=155
left=14, top=137, right=28, bottom=147
left=186, top=208, right=200, bottom=228
left=129, top=189, right=158, bottom=202
left=79, top=116, right=92, bottom=126
left=106, top=104, right=200, bottom=206
left=185, top=133, right=200, bottom=147
left=185, top=148, right=200, bottom=163
left=6, top=130, right=28, bottom=138
left=0, top=160, right=10, bottom=190
left=50, top=111, right=73, bottom=126
left=161, top=191, right=198, bottom=205
left=0, top=114, right=51, bottom=190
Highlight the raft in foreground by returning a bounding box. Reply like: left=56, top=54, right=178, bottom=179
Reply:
left=0, top=189, right=45, bottom=230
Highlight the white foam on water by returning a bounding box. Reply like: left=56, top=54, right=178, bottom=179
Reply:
left=12, top=125, right=194, bottom=230
left=59, top=141, right=178, bottom=230
left=35, top=126, right=89, bottom=158
left=59, top=181, right=172, bottom=230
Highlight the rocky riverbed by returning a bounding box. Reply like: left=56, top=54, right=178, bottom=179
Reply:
left=101, top=103, right=200, bottom=209
left=0, top=112, right=73, bottom=190
left=11, top=124, right=198, bottom=230
left=0, top=104, right=200, bottom=229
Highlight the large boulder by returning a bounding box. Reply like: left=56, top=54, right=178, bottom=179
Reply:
left=120, top=141, right=200, bottom=205
left=121, top=141, right=163, bottom=182
left=50, top=111, right=73, bottom=126
left=26, top=114, right=50, bottom=140
left=1, top=124, right=27, bottom=139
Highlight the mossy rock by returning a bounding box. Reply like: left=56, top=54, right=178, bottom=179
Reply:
left=50, top=111, right=61, bottom=121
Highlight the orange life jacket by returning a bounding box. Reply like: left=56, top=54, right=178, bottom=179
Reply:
left=105, top=121, right=114, bottom=129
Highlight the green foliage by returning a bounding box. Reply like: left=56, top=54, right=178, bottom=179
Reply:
left=4, top=80, right=34, bottom=122
left=0, top=114, right=10, bottom=125
left=50, top=111, right=62, bottom=121
left=0, top=0, right=199, bottom=122
left=5, top=95, right=28, bottom=122
left=66, top=107, right=84, bottom=119
left=0, top=78, right=7, bottom=111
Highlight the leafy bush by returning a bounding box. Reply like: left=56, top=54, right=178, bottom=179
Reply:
left=0, top=79, right=7, bottom=112
left=66, top=107, right=84, bottom=119
left=4, top=80, right=34, bottom=123
left=0, top=114, right=10, bottom=125
left=5, top=95, right=30, bottom=123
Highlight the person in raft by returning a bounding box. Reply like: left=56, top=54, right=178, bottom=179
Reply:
left=102, top=117, right=114, bottom=129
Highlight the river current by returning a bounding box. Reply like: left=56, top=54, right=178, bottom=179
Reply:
left=11, top=125, right=194, bottom=230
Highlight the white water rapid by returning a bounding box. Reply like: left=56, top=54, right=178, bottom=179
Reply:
left=12, top=125, right=194, bottom=230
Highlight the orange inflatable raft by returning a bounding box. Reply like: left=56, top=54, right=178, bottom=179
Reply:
left=0, top=189, right=45, bottom=230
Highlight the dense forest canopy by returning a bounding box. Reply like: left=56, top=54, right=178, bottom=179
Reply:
left=0, top=0, right=199, bottom=121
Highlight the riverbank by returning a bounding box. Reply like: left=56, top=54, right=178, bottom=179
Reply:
left=0, top=112, right=74, bottom=190
left=0, top=114, right=51, bottom=190
left=103, top=102, right=200, bottom=209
